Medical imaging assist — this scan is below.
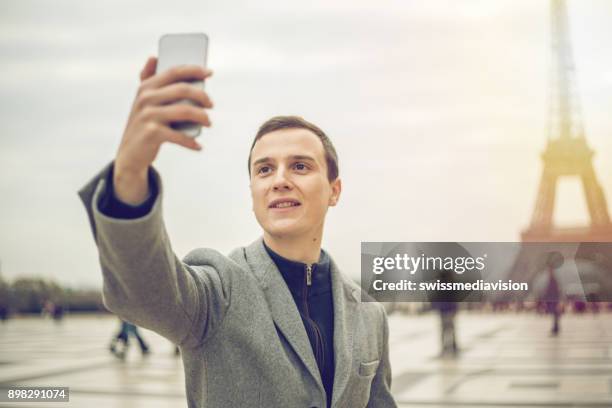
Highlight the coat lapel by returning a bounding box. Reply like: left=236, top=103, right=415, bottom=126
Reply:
left=244, top=238, right=324, bottom=393
left=329, top=257, right=360, bottom=407
left=244, top=237, right=361, bottom=407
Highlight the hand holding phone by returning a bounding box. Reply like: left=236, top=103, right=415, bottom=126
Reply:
left=112, top=33, right=212, bottom=205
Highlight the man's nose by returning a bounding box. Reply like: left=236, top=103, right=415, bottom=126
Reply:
left=272, top=168, right=292, bottom=191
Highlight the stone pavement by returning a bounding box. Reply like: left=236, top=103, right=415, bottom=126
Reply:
left=388, top=311, right=612, bottom=407
left=0, top=312, right=610, bottom=407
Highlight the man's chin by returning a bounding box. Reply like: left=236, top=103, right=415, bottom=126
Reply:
left=263, top=222, right=304, bottom=239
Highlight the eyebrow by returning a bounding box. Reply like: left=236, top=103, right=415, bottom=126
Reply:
left=251, top=155, right=317, bottom=168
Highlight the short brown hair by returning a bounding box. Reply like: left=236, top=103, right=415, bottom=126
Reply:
left=247, top=116, right=339, bottom=182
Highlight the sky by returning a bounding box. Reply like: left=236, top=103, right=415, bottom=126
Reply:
left=1, top=0, right=611, bottom=288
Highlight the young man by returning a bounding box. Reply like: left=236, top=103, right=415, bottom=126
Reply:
left=78, top=57, right=396, bottom=408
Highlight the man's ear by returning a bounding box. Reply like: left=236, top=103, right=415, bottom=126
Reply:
left=329, top=178, right=342, bottom=206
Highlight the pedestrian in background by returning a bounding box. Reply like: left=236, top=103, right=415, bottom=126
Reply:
left=109, top=319, right=150, bottom=359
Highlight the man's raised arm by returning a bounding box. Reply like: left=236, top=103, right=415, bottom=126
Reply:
left=77, top=57, right=230, bottom=348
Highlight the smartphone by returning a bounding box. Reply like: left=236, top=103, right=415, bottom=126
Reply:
left=157, top=33, right=209, bottom=138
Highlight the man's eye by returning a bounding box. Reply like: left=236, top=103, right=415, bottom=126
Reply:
left=257, top=166, right=271, bottom=174
left=293, top=162, right=308, bottom=171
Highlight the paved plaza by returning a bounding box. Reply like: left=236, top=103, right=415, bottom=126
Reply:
left=0, top=312, right=611, bottom=407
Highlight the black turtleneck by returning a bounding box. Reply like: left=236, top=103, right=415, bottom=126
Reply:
left=263, top=241, right=335, bottom=408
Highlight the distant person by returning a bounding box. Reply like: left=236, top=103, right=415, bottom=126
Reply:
left=0, top=304, right=8, bottom=322
left=543, top=252, right=564, bottom=336
left=42, top=300, right=64, bottom=323
left=109, top=319, right=150, bottom=359
left=426, top=252, right=465, bottom=358
left=52, top=304, right=64, bottom=322
left=78, top=57, right=396, bottom=407
left=432, top=301, right=459, bottom=356
left=42, top=300, right=55, bottom=319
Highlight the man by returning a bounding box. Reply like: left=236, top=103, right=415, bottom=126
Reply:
left=543, top=252, right=564, bottom=336
left=78, top=56, right=396, bottom=408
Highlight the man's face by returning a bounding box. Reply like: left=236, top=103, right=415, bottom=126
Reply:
left=249, top=128, right=341, bottom=240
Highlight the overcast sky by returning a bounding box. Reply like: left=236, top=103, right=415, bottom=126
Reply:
left=1, top=0, right=611, bottom=288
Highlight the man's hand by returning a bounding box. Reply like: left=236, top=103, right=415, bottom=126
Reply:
left=113, top=56, right=213, bottom=205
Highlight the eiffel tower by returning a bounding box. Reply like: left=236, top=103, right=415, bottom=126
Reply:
left=522, top=0, right=612, bottom=243
left=502, top=0, right=612, bottom=303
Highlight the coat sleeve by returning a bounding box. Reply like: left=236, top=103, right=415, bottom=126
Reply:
left=77, top=161, right=233, bottom=348
left=367, top=306, right=398, bottom=407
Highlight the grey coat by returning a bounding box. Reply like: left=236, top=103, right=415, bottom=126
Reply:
left=78, top=163, right=397, bottom=408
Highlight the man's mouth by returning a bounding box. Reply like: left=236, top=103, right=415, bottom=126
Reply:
left=268, top=199, right=301, bottom=209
